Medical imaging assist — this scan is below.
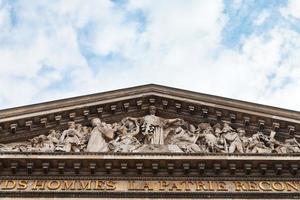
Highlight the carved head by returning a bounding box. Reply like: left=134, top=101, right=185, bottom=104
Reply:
left=68, top=121, right=76, bottom=129
left=237, top=128, right=246, bottom=137
left=82, top=126, right=89, bottom=134
left=149, top=105, right=156, bottom=115
left=198, top=123, right=212, bottom=131
left=214, top=127, right=222, bottom=136
left=222, top=123, right=233, bottom=132
left=91, top=118, right=101, bottom=127
left=76, top=124, right=82, bottom=130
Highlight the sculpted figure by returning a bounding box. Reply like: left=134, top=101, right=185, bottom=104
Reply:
left=220, top=123, right=245, bottom=153
left=219, top=123, right=234, bottom=153
left=236, top=128, right=250, bottom=152
left=283, top=136, right=300, bottom=153
left=86, top=118, right=115, bottom=152
left=47, top=129, right=61, bottom=145
left=213, top=124, right=228, bottom=153
left=29, top=129, right=61, bottom=152
left=169, top=126, right=202, bottom=152
left=81, top=126, right=92, bottom=149
left=2, top=113, right=300, bottom=155
left=141, top=106, right=163, bottom=144
left=273, top=132, right=300, bottom=153
left=0, top=142, right=30, bottom=152
left=0, top=129, right=60, bottom=152
left=109, top=117, right=141, bottom=152
left=74, top=124, right=91, bottom=151
left=56, top=122, right=81, bottom=152
left=246, top=132, right=272, bottom=153
left=29, top=135, right=53, bottom=152
left=128, top=106, right=183, bottom=145
left=120, top=117, right=140, bottom=138
left=141, top=105, right=164, bottom=144
left=197, top=123, right=222, bottom=153
left=227, top=128, right=249, bottom=153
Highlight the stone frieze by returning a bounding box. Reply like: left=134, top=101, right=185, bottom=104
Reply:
left=1, top=106, right=299, bottom=154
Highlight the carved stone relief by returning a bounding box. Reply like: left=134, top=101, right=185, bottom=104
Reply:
left=1, top=106, right=299, bottom=154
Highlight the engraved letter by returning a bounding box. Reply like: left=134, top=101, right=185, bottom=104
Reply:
left=272, top=182, right=285, bottom=191
left=95, top=181, right=105, bottom=190
left=47, top=180, right=61, bottom=190
left=286, top=182, right=299, bottom=192
left=181, top=181, right=193, bottom=191
left=169, top=182, right=182, bottom=191
left=217, top=181, right=228, bottom=191
left=61, top=181, right=76, bottom=190
left=143, top=182, right=153, bottom=191
left=248, top=182, right=259, bottom=191
left=32, top=180, right=45, bottom=190
left=196, top=181, right=207, bottom=191
left=159, top=181, right=169, bottom=191
left=234, top=181, right=248, bottom=191
left=106, top=181, right=116, bottom=190
left=258, top=181, right=271, bottom=191
left=79, top=181, right=92, bottom=190
left=3, top=180, right=16, bottom=190
left=17, top=180, right=28, bottom=190
left=128, top=181, right=135, bottom=190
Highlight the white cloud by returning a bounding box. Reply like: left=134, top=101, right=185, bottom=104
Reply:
left=1, top=0, right=300, bottom=112
left=213, top=27, right=300, bottom=110
left=280, top=0, right=300, bottom=19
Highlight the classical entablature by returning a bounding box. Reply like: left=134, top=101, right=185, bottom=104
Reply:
left=0, top=84, right=300, bottom=199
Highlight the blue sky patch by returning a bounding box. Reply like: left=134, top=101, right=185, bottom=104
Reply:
left=222, top=0, right=288, bottom=49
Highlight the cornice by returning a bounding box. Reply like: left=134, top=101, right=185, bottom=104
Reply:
left=1, top=84, right=300, bottom=122
left=0, top=84, right=300, bottom=143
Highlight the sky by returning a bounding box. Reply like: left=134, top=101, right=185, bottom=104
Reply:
left=0, top=0, right=300, bottom=111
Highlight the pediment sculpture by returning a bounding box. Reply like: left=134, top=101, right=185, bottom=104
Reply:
left=1, top=106, right=299, bottom=154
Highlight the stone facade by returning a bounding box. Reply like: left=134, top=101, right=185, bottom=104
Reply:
left=0, top=84, right=299, bottom=199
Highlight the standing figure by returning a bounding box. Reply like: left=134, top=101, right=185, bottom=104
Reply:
left=225, top=127, right=248, bottom=153
left=221, top=123, right=244, bottom=153
left=129, top=106, right=183, bottom=145
left=86, top=118, right=115, bottom=152
left=141, top=106, right=165, bottom=145
left=56, top=122, right=81, bottom=152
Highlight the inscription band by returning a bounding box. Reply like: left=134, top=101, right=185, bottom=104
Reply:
left=0, top=180, right=299, bottom=193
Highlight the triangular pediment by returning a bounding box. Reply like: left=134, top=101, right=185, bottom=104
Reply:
left=1, top=85, right=300, bottom=199
left=0, top=84, right=300, bottom=154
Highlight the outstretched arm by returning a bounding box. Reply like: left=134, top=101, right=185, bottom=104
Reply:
left=164, top=118, right=184, bottom=126
left=122, top=117, right=143, bottom=124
